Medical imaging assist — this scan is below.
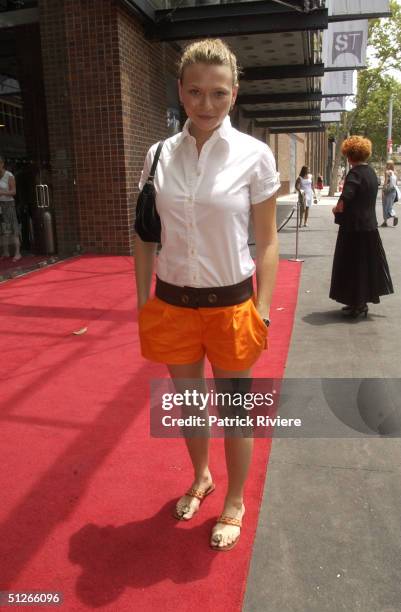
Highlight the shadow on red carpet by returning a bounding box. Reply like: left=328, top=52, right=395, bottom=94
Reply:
left=0, top=255, right=301, bottom=611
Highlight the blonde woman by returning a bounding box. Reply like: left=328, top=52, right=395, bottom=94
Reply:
left=135, top=39, right=280, bottom=551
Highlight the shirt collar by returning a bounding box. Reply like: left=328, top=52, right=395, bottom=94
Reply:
left=175, top=114, right=233, bottom=150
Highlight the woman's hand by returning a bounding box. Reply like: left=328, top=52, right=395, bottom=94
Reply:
left=332, top=199, right=344, bottom=214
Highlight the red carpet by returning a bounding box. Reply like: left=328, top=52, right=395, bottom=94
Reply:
left=0, top=255, right=301, bottom=611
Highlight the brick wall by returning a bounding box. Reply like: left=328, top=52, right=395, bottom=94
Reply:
left=65, top=0, right=125, bottom=254
left=39, top=0, right=179, bottom=255
left=276, top=134, right=290, bottom=196
left=117, top=6, right=179, bottom=254
left=296, top=134, right=305, bottom=180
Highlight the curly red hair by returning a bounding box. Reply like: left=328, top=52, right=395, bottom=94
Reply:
left=341, top=136, right=372, bottom=162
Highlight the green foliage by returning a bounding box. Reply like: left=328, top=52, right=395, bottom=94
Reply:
left=350, top=0, right=401, bottom=161
left=352, top=71, right=401, bottom=161
left=368, top=0, right=401, bottom=70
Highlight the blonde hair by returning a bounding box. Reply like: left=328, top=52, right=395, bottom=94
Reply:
left=341, top=136, right=372, bottom=163
left=178, top=38, right=241, bottom=86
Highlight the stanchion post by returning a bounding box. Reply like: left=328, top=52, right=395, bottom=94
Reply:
left=289, top=197, right=304, bottom=263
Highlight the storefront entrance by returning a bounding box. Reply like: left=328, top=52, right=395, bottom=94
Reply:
left=0, top=7, right=57, bottom=277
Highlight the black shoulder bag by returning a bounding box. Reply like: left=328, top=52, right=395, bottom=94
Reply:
left=135, top=140, right=164, bottom=243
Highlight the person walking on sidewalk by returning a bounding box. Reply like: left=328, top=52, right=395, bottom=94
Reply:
left=295, top=166, right=317, bottom=227
left=0, top=154, right=22, bottom=262
left=316, top=174, right=324, bottom=201
left=135, top=38, right=280, bottom=551
left=330, top=136, right=394, bottom=319
left=381, top=160, right=398, bottom=227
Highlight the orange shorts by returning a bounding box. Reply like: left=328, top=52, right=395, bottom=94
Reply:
left=138, top=296, right=268, bottom=371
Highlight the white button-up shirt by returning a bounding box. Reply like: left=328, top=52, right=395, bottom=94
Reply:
left=138, top=115, right=280, bottom=288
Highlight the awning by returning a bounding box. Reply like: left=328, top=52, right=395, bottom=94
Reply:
left=128, top=0, right=328, bottom=132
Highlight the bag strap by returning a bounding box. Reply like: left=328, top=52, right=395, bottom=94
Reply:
left=147, top=140, right=164, bottom=183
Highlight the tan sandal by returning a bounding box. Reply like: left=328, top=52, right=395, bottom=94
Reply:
left=210, top=510, right=244, bottom=551
left=173, top=482, right=216, bottom=521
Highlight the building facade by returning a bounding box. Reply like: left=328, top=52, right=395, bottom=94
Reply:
left=0, top=0, right=328, bottom=257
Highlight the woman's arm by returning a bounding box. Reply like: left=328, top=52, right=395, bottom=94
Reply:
left=251, top=195, right=279, bottom=320
left=0, top=175, right=16, bottom=197
left=311, top=175, right=317, bottom=197
left=134, top=237, right=158, bottom=310
left=295, top=177, right=301, bottom=192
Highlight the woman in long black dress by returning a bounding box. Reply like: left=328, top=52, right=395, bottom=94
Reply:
left=330, top=136, right=394, bottom=319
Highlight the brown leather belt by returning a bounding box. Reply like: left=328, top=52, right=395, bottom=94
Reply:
left=155, top=276, right=254, bottom=309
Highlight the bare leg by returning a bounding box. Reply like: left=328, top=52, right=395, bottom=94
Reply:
left=210, top=364, right=253, bottom=549
left=298, top=208, right=303, bottom=227
left=167, top=357, right=213, bottom=519
left=12, top=234, right=21, bottom=260
left=304, top=207, right=309, bottom=226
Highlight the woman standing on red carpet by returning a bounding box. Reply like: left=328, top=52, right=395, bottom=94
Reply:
left=135, top=39, right=280, bottom=551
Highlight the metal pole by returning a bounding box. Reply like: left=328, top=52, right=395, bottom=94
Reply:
left=387, top=95, right=393, bottom=160
left=289, top=199, right=305, bottom=263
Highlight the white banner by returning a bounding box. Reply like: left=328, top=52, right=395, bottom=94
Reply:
left=322, top=70, right=354, bottom=96
left=320, top=112, right=342, bottom=123
left=323, top=20, right=368, bottom=69
left=326, top=0, right=390, bottom=18
left=321, top=96, right=347, bottom=112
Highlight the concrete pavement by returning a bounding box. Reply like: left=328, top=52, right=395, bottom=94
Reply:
left=244, top=192, right=401, bottom=612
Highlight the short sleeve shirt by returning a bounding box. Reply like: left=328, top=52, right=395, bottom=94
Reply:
left=138, top=115, right=280, bottom=287
left=0, top=170, right=14, bottom=202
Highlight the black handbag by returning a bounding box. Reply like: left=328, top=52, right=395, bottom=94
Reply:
left=134, top=140, right=164, bottom=243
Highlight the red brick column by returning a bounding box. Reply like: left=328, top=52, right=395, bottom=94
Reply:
left=39, top=0, right=179, bottom=255
left=117, top=5, right=179, bottom=253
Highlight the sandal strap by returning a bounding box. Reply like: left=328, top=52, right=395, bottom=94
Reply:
left=186, top=486, right=210, bottom=500
left=217, top=514, right=242, bottom=528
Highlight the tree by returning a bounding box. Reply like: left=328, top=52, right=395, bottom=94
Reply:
left=352, top=71, right=401, bottom=162
left=328, top=112, right=354, bottom=196
left=328, top=0, right=401, bottom=184
left=368, top=0, right=401, bottom=70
